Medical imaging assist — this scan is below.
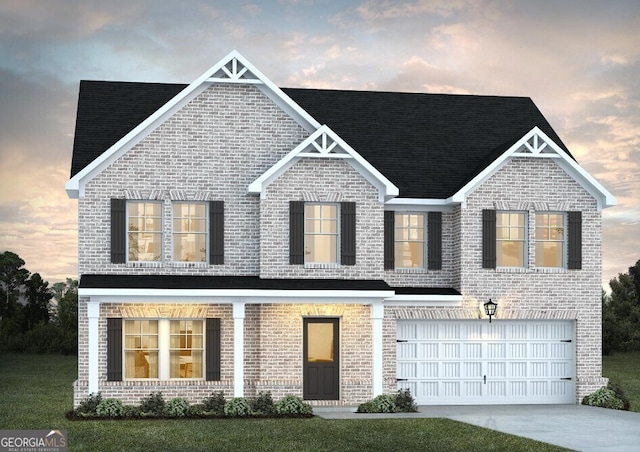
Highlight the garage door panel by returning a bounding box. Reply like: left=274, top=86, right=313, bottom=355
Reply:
left=397, top=320, right=575, bottom=405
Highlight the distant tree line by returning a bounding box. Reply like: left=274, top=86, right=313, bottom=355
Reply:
left=0, top=251, right=77, bottom=354
left=603, top=258, right=640, bottom=355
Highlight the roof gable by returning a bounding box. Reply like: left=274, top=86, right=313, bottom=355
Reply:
left=66, top=50, right=320, bottom=198
left=248, top=125, right=399, bottom=201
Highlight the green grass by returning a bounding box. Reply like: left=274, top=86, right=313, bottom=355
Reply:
left=0, top=353, right=569, bottom=451
left=603, top=351, right=640, bottom=412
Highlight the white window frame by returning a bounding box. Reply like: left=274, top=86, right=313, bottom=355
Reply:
left=496, top=211, right=528, bottom=268
left=534, top=212, right=566, bottom=268
left=172, top=202, right=209, bottom=263
left=394, top=212, right=426, bottom=269
left=304, top=203, right=340, bottom=264
left=123, top=319, right=205, bottom=381
left=126, top=201, right=163, bottom=262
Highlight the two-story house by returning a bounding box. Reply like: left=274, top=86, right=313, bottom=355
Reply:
left=66, top=51, right=615, bottom=407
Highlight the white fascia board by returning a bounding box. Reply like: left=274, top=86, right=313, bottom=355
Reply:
left=79, top=287, right=396, bottom=304
left=384, top=294, right=463, bottom=306
left=385, top=198, right=454, bottom=212
left=248, top=125, right=399, bottom=201
left=449, top=126, right=617, bottom=209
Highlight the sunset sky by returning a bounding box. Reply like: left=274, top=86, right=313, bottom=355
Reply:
left=0, top=0, right=638, bottom=289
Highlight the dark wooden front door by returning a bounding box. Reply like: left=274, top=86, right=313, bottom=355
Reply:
left=303, top=318, right=339, bottom=400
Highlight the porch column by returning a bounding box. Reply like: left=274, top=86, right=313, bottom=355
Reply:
left=371, top=302, right=384, bottom=396
left=233, top=302, right=246, bottom=397
left=87, top=301, right=100, bottom=394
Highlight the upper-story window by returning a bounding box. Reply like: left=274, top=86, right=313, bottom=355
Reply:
left=127, top=202, right=163, bottom=262
left=483, top=209, right=581, bottom=270
left=496, top=212, right=527, bottom=267
left=173, top=203, right=208, bottom=262
left=394, top=213, right=425, bottom=268
left=535, top=213, right=565, bottom=268
left=304, top=204, right=339, bottom=264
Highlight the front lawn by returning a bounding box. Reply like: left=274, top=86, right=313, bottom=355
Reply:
left=0, top=353, right=568, bottom=451
left=603, top=351, right=640, bottom=412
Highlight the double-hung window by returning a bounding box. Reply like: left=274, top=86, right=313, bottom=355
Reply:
left=535, top=213, right=565, bottom=268
left=173, top=203, right=208, bottom=262
left=123, top=319, right=204, bottom=380
left=483, top=209, right=581, bottom=270
left=496, top=212, right=527, bottom=267
left=127, top=202, right=163, bottom=262
left=124, top=320, right=159, bottom=379
left=394, top=213, right=425, bottom=268
left=304, top=204, right=339, bottom=264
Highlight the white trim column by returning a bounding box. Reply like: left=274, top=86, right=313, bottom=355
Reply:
left=233, top=302, right=246, bottom=397
left=87, top=301, right=100, bottom=394
left=371, top=301, right=384, bottom=397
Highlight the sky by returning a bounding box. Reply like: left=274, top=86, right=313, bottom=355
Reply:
left=0, top=0, right=638, bottom=289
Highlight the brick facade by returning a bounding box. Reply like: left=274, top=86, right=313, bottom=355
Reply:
left=72, top=73, right=609, bottom=407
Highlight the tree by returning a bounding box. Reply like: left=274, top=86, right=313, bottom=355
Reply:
left=603, top=259, right=640, bottom=354
left=52, top=278, right=78, bottom=334
left=0, top=251, right=30, bottom=319
left=24, top=273, right=52, bottom=329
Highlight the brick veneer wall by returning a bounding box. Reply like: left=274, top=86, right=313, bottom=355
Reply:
left=260, top=158, right=386, bottom=280
left=459, top=157, right=606, bottom=400
left=78, top=83, right=308, bottom=276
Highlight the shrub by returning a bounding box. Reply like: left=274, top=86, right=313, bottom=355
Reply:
left=251, top=391, right=275, bottom=415
left=202, top=391, right=226, bottom=416
left=582, top=387, right=624, bottom=410
left=224, top=397, right=252, bottom=417
left=372, top=394, right=396, bottom=413
left=74, top=392, right=102, bottom=417
left=139, top=392, right=166, bottom=416
left=607, top=381, right=631, bottom=411
left=96, top=398, right=125, bottom=417
left=356, top=401, right=378, bottom=413
left=166, top=398, right=191, bottom=417
left=394, top=388, right=418, bottom=412
left=274, top=395, right=313, bottom=416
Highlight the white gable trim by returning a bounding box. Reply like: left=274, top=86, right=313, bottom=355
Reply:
left=248, top=125, right=399, bottom=202
left=65, top=50, right=321, bottom=199
left=449, top=127, right=617, bottom=210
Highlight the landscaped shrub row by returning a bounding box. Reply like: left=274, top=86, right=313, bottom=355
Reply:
left=581, top=381, right=631, bottom=411
left=69, top=391, right=313, bottom=419
left=356, top=389, right=418, bottom=414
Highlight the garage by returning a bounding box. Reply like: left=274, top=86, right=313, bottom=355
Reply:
left=396, top=320, right=575, bottom=405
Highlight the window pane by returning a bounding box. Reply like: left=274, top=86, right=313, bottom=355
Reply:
left=497, top=241, right=525, bottom=267
left=307, top=323, right=334, bottom=362
left=169, top=320, right=203, bottom=379
left=536, top=242, right=563, bottom=267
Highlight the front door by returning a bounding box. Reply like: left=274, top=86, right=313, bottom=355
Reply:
left=303, top=318, right=339, bottom=400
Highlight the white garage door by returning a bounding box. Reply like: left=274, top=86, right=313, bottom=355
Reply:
left=396, top=320, right=575, bottom=405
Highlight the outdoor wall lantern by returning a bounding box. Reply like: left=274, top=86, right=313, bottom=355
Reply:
left=484, top=299, right=497, bottom=323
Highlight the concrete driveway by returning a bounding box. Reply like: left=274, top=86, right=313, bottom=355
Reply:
left=315, top=404, right=640, bottom=451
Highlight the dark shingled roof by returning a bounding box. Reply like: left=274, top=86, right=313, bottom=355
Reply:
left=70, top=81, right=571, bottom=199
left=79, top=274, right=460, bottom=296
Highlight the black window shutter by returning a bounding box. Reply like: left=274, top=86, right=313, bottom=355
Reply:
left=482, top=209, right=497, bottom=269
left=206, top=318, right=221, bottom=381
left=568, top=211, right=582, bottom=270
left=384, top=211, right=395, bottom=270
left=107, top=318, right=122, bottom=381
left=110, top=199, right=126, bottom=264
left=209, top=201, right=224, bottom=265
left=428, top=211, right=442, bottom=270
left=289, top=201, right=305, bottom=265
left=341, top=202, right=356, bottom=265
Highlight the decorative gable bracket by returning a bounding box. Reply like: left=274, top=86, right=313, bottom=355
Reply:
left=206, top=57, right=261, bottom=84
left=248, top=125, right=398, bottom=202
left=512, top=131, right=560, bottom=157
